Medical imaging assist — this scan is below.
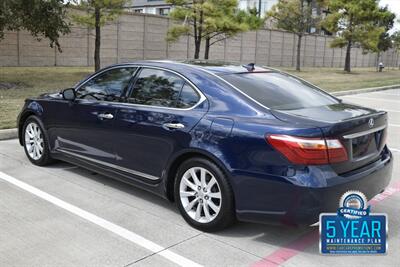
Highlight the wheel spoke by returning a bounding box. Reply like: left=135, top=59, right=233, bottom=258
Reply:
left=189, top=168, right=201, bottom=186
left=200, top=168, right=206, bottom=188
left=37, top=143, right=44, bottom=152
left=183, top=177, right=197, bottom=191
left=185, top=198, right=198, bottom=212
left=207, top=200, right=220, bottom=213
left=28, top=144, right=34, bottom=153
left=195, top=202, right=202, bottom=220
left=27, top=130, right=34, bottom=138
left=208, top=192, right=221, bottom=199
left=33, top=145, right=38, bottom=159
left=206, top=177, right=217, bottom=191
left=180, top=190, right=196, bottom=197
left=203, top=201, right=212, bottom=221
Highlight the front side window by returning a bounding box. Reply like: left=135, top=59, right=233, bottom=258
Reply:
left=221, top=72, right=338, bottom=110
left=77, top=67, right=137, bottom=101
left=129, top=68, right=185, bottom=108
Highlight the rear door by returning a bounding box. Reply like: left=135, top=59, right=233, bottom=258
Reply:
left=52, top=66, right=138, bottom=164
left=112, top=67, right=208, bottom=181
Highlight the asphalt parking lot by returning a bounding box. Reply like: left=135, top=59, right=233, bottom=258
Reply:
left=0, top=89, right=399, bottom=267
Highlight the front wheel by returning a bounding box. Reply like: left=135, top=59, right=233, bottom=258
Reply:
left=23, top=116, right=53, bottom=166
left=174, top=157, right=235, bottom=232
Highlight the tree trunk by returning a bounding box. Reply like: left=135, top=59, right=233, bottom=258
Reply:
left=94, top=7, right=101, bottom=71
left=194, top=38, right=201, bottom=59
left=204, top=37, right=210, bottom=59
left=344, top=40, right=352, bottom=72
left=296, top=34, right=302, bottom=71
left=376, top=51, right=381, bottom=72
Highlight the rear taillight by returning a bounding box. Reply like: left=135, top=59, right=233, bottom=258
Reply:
left=266, top=134, right=348, bottom=165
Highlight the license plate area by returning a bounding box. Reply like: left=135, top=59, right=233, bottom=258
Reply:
left=351, top=133, right=378, bottom=159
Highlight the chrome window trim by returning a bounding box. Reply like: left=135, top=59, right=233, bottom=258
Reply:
left=75, top=64, right=207, bottom=111
left=197, top=67, right=272, bottom=110
left=342, top=125, right=386, bottom=139
left=198, top=66, right=341, bottom=111
left=75, top=65, right=140, bottom=94
left=57, top=148, right=160, bottom=181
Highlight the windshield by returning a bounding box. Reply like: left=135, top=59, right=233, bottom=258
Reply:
left=221, top=72, right=338, bottom=110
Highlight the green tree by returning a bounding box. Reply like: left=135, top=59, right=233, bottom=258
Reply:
left=375, top=6, right=396, bottom=71
left=166, top=0, right=263, bottom=60
left=393, top=31, right=400, bottom=50
left=203, top=6, right=264, bottom=59
left=393, top=30, right=400, bottom=69
left=71, top=0, right=128, bottom=71
left=0, top=0, right=70, bottom=51
left=323, top=0, right=391, bottom=72
left=267, top=0, right=323, bottom=71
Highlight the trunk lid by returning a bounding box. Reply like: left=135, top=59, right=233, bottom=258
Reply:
left=271, top=103, right=388, bottom=174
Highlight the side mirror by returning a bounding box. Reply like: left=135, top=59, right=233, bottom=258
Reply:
left=62, top=88, right=76, bottom=101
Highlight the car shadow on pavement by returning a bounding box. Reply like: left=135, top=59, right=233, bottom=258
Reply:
left=48, top=162, right=180, bottom=213
left=46, top=161, right=321, bottom=254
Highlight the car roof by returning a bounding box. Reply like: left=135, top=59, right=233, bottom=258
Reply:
left=106, top=60, right=273, bottom=75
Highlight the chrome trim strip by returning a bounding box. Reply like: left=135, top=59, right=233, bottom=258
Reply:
left=198, top=67, right=272, bottom=110
left=342, top=125, right=386, bottom=139
left=57, top=149, right=160, bottom=181
left=75, top=65, right=207, bottom=111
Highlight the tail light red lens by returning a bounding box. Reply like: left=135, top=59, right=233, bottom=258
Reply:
left=266, top=134, right=348, bottom=165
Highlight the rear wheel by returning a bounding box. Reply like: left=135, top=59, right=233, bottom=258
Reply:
left=174, top=157, right=235, bottom=232
left=23, top=116, right=53, bottom=166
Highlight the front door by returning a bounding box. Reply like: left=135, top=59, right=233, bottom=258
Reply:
left=112, top=67, right=208, bottom=181
left=51, top=66, right=138, bottom=164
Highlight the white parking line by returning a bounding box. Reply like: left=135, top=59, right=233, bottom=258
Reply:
left=389, top=123, right=400, bottom=128
left=383, top=109, right=400, bottom=113
left=343, top=95, right=400, bottom=103
left=370, top=92, right=400, bottom=96
left=0, top=171, right=202, bottom=267
left=391, top=148, right=400, bottom=153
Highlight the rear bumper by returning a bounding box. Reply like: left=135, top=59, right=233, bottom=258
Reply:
left=235, top=148, right=393, bottom=226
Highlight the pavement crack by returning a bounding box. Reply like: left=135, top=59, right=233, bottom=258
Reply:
left=203, top=233, right=265, bottom=260
left=123, top=233, right=203, bottom=267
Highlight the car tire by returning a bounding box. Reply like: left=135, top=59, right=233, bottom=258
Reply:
left=22, top=115, right=54, bottom=166
left=174, top=157, right=236, bottom=232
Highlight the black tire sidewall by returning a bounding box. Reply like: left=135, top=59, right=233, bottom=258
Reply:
left=22, top=116, right=52, bottom=166
left=174, top=157, right=235, bottom=232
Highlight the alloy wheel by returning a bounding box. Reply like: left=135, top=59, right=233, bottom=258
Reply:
left=24, top=122, right=44, bottom=161
left=179, top=167, right=222, bottom=223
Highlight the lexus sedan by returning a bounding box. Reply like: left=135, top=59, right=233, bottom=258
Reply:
left=18, top=61, right=393, bottom=231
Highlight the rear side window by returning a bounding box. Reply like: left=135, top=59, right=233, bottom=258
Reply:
left=221, top=72, right=338, bottom=110
left=176, top=83, right=200, bottom=108
left=129, top=68, right=200, bottom=108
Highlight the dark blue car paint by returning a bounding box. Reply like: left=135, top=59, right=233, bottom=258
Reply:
left=18, top=61, right=393, bottom=225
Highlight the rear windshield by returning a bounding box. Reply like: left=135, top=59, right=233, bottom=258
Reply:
left=221, top=72, right=338, bottom=110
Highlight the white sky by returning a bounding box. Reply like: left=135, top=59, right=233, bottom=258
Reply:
left=379, top=0, right=400, bottom=32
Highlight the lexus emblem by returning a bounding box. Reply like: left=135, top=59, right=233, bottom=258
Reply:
left=368, top=118, right=374, bottom=128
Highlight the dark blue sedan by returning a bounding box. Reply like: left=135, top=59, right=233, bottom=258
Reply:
left=17, top=61, right=393, bottom=231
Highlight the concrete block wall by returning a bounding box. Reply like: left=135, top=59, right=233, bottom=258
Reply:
left=0, top=12, right=398, bottom=68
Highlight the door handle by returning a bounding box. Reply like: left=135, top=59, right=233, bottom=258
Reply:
left=97, top=113, right=114, bottom=120
left=163, top=122, right=185, bottom=130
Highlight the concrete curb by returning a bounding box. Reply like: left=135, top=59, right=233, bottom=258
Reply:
left=0, top=84, right=399, bottom=141
left=0, top=128, right=18, bottom=141
left=332, top=84, right=400, bottom=96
